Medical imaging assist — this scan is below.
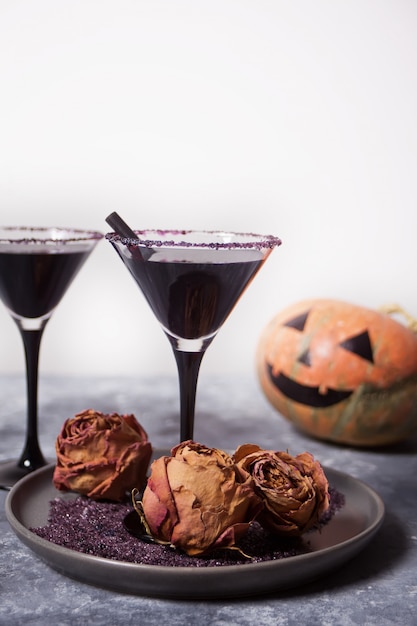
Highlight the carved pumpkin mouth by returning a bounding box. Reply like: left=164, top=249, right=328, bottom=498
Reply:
left=267, top=364, right=353, bottom=408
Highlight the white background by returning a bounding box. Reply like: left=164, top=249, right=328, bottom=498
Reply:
left=0, top=0, right=416, bottom=380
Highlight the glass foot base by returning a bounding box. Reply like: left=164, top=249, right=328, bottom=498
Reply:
left=0, top=459, right=52, bottom=489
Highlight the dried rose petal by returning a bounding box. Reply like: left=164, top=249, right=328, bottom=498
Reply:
left=234, top=444, right=330, bottom=536
left=53, top=409, right=152, bottom=501
left=141, top=440, right=262, bottom=556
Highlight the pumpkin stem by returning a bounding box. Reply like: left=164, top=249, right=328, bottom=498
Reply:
left=379, top=304, right=417, bottom=333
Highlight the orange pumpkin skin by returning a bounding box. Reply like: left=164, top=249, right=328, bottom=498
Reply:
left=257, top=299, right=417, bottom=446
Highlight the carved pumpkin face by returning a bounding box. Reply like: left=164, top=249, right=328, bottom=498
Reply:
left=257, top=299, right=417, bottom=446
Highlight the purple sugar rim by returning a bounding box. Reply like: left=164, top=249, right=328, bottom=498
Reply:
left=105, top=229, right=282, bottom=250
left=0, top=226, right=103, bottom=245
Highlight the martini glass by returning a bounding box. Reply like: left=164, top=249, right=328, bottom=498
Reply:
left=0, top=227, right=102, bottom=486
left=106, top=220, right=281, bottom=442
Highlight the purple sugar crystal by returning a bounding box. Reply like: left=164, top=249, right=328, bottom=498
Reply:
left=31, top=487, right=344, bottom=568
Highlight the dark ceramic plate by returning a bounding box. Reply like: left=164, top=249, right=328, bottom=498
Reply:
left=5, top=464, right=384, bottom=599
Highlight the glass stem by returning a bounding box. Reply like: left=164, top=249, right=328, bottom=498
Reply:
left=173, top=350, right=205, bottom=442
left=15, top=321, right=48, bottom=471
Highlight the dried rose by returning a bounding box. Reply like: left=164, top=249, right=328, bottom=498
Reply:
left=141, top=440, right=262, bottom=556
left=53, top=409, right=152, bottom=501
left=233, top=444, right=330, bottom=536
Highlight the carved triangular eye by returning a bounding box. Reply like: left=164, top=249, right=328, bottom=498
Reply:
left=340, top=331, right=374, bottom=363
left=283, top=310, right=310, bottom=332
left=298, top=348, right=312, bottom=367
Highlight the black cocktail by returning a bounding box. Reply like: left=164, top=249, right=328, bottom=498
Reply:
left=106, top=228, right=281, bottom=442
left=0, top=227, right=102, bottom=485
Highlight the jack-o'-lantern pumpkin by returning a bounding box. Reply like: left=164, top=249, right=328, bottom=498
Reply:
left=257, top=299, right=417, bottom=446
